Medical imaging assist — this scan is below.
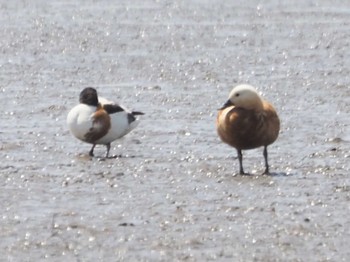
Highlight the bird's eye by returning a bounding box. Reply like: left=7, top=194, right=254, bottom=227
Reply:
left=235, top=93, right=240, bottom=97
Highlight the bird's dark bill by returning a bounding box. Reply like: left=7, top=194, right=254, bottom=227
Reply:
left=219, top=100, right=234, bottom=110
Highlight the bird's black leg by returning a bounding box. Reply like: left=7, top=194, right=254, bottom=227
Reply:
left=237, top=149, right=245, bottom=175
left=105, top=143, right=111, bottom=158
left=263, top=146, right=269, bottom=175
left=89, top=144, right=96, bottom=157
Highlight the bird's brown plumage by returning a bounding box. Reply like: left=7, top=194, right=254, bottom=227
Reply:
left=84, top=104, right=111, bottom=144
left=217, top=102, right=279, bottom=150
left=216, top=84, right=280, bottom=174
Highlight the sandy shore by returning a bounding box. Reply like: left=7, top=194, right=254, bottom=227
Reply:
left=1, top=0, right=349, bottom=261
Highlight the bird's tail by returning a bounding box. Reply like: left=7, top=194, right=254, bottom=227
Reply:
left=132, top=111, right=145, bottom=115
left=127, top=111, right=144, bottom=125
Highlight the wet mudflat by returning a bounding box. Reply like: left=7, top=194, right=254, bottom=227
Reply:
left=1, top=0, right=350, bottom=261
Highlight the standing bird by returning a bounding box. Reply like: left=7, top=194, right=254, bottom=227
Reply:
left=67, top=87, right=144, bottom=158
left=216, top=84, right=280, bottom=175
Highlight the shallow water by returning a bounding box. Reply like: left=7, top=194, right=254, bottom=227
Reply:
left=1, top=0, right=350, bottom=261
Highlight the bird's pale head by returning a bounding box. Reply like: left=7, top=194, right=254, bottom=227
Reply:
left=220, top=84, right=263, bottom=111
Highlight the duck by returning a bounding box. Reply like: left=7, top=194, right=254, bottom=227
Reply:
left=67, top=87, right=144, bottom=158
left=216, top=84, right=280, bottom=175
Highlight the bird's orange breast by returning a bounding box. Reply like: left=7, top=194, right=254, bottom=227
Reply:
left=216, top=101, right=280, bottom=150
left=84, top=106, right=111, bottom=143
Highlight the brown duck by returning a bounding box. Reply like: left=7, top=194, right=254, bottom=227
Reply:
left=216, top=84, right=280, bottom=175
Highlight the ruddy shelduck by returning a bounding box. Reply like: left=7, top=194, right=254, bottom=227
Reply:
left=216, top=84, right=280, bottom=175
left=67, top=87, right=144, bottom=158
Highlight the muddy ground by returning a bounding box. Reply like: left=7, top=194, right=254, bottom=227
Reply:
left=1, top=0, right=350, bottom=261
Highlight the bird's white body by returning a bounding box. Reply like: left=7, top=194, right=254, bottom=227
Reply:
left=67, top=97, right=139, bottom=145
